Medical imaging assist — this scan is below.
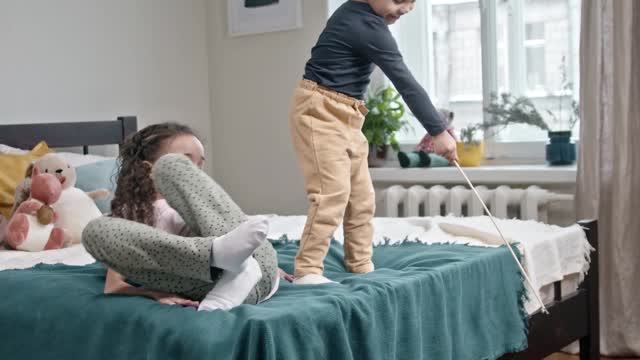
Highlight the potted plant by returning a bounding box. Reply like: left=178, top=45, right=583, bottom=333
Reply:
left=484, top=57, right=579, bottom=165
left=457, top=92, right=559, bottom=166
left=543, top=58, right=579, bottom=165
left=484, top=93, right=578, bottom=165
left=363, top=86, right=408, bottom=167
left=456, top=123, right=487, bottom=167
left=544, top=99, right=578, bottom=165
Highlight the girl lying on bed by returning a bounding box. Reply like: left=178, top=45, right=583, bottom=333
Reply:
left=82, top=123, right=291, bottom=312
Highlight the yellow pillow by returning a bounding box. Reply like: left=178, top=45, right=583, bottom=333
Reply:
left=0, top=141, right=51, bottom=218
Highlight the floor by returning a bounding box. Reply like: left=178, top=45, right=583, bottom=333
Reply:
left=546, top=353, right=639, bottom=360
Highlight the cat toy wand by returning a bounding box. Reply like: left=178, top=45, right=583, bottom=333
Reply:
left=453, top=160, right=549, bottom=314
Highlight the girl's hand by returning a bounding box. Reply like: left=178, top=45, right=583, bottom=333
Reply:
left=278, top=268, right=294, bottom=283
left=148, top=290, right=200, bottom=308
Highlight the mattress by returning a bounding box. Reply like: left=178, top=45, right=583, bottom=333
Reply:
left=1, top=215, right=592, bottom=315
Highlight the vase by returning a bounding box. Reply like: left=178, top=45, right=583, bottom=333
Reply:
left=546, top=131, right=576, bottom=165
left=368, top=144, right=388, bottom=168
left=456, top=141, right=484, bottom=167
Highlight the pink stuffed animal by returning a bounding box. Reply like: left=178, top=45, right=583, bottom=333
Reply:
left=416, top=108, right=458, bottom=153
left=32, top=153, right=105, bottom=244
left=8, top=153, right=107, bottom=247
left=6, top=168, right=65, bottom=251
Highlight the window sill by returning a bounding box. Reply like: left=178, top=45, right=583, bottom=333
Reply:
left=369, top=164, right=577, bottom=185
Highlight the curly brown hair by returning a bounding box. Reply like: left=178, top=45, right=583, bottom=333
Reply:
left=110, top=122, right=197, bottom=226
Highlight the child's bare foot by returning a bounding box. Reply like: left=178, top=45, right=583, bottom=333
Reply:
left=293, top=274, right=337, bottom=285
left=346, top=262, right=375, bottom=274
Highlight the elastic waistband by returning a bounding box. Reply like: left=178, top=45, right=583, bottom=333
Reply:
left=299, top=79, right=369, bottom=115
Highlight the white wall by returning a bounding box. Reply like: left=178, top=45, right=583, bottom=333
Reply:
left=206, top=0, right=327, bottom=215
left=0, top=0, right=327, bottom=215
left=0, top=0, right=577, bottom=222
left=0, top=0, right=213, bottom=159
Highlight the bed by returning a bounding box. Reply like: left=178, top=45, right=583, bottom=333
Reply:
left=0, top=117, right=599, bottom=360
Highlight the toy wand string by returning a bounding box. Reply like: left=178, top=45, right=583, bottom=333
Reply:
left=452, top=160, right=549, bottom=314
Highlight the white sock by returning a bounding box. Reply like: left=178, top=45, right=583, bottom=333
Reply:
left=293, top=274, right=337, bottom=285
left=198, top=257, right=263, bottom=312
left=211, top=216, right=268, bottom=273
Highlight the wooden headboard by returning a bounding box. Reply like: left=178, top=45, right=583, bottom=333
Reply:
left=0, top=116, right=137, bottom=154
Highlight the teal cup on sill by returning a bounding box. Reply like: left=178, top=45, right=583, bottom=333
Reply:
left=546, top=131, right=576, bottom=165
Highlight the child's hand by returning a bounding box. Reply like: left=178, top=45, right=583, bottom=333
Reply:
left=431, top=131, right=459, bottom=163
left=149, top=290, right=200, bottom=308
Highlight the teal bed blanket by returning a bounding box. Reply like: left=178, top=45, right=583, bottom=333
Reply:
left=0, top=241, right=528, bottom=360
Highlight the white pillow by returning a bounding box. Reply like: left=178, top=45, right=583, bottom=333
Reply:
left=0, top=144, right=28, bottom=155
left=57, top=152, right=114, bottom=168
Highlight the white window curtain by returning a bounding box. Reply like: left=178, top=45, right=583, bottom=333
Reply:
left=576, top=0, right=640, bottom=356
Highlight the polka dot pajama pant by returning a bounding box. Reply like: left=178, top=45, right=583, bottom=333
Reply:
left=82, top=154, right=279, bottom=304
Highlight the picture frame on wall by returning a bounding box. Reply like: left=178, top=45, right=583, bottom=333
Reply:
left=227, top=0, right=303, bottom=37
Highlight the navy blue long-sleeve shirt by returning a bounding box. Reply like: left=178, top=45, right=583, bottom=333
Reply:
left=303, top=0, right=446, bottom=136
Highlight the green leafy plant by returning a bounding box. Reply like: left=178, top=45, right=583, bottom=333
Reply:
left=484, top=93, right=551, bottom=131
left=459, top=123, right=487, bottom=145
left=462, top=91, right=554, bottom=145
left=484, top=92, right=579, bottom=134
left=546, top=56, right=579, bottom=131
left=484, top=56, right=579, bottom=134
left=459, top=100, right=532, bottom=145
left=363, top=86, right=407, bottom=152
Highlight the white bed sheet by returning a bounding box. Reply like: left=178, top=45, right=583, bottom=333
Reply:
left=266, top=215, right=592, bottom=314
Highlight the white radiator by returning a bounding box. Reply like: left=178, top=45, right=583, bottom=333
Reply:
left=382, top=185, right=573, bottom=222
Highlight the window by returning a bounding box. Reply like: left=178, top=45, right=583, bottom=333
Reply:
left=525, top=22, right=546, bottom=92
left=430, top=0, right=484, bottom=134
left=328, top=0, right=581, bottom=150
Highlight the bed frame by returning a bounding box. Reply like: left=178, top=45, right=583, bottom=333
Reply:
left=0, top=116, right=137, bottom=154
left=499, top=219, right=599, bottom=360
left=0, top=117, right=599, bottom=359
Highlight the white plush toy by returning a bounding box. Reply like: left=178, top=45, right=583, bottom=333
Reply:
left=30, top=153, right=107, bottom=245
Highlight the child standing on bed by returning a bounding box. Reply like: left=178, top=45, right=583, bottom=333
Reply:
left=82, top=123, right=289, bottom=311
left=289, top=0, right=459, bottom=284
